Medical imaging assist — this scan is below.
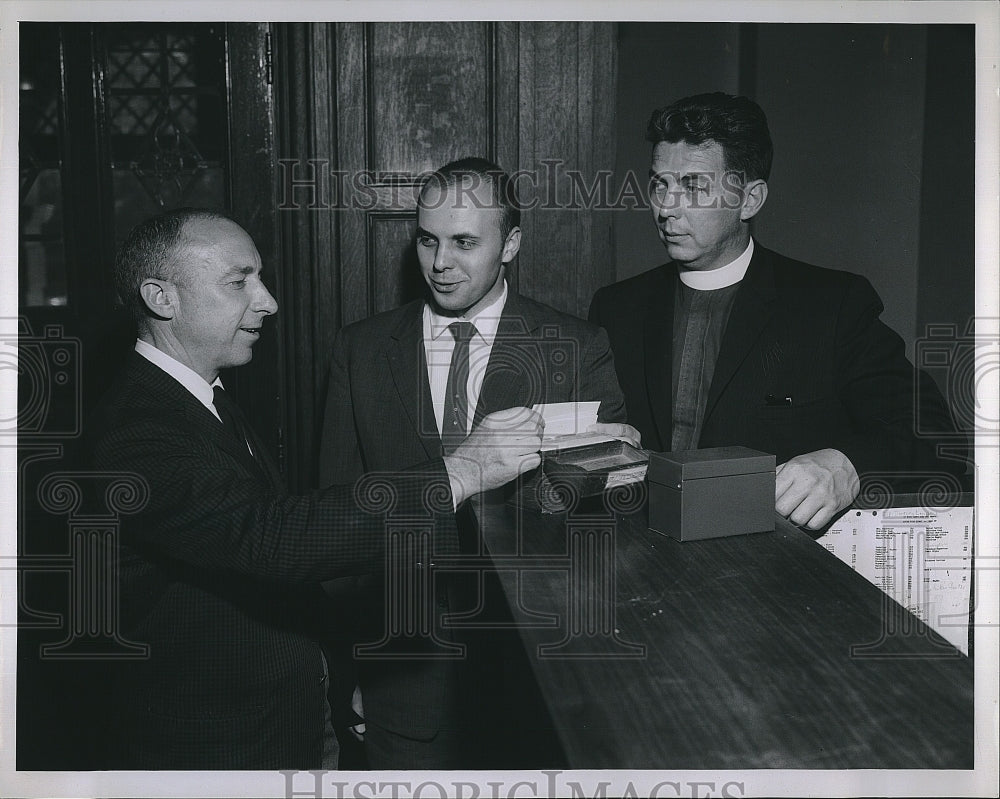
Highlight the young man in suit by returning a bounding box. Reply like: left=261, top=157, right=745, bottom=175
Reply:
left=318, top=157, right=638, bottom=768
left=589, top=92, right=964, bottom=533
left=89, top=208, right=543, bottom=769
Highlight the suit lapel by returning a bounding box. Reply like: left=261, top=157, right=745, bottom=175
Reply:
left=128, top=353, right=274, bottom=482
left=387, top=303, right=441, bottom=460
left=703, top=247, right=778, bottom=424
left=239, top=413, right=283, bottom=488
left=475, top=292, right=537, bottom=424
left=643, top=267, right=676, bottom=450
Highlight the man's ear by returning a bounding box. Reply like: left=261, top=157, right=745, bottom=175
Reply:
left=740, top=179, right=768, bottom=222
left=501, top=226, right=522, bottom=264
left=139, top=278, right=177, bottom=320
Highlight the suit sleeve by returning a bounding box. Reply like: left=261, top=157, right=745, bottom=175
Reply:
left=833, top=275, right=966, bottom=481
left=94, top=416, right=458, bottom=584
left=318, top=327, right=366, bottom=488
left=578, top=323, right=628, bottom=424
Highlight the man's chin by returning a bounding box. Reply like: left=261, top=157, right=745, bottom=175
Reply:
left=229, top=349, right=255, bottom=367
left=665, top=251, right=695, bottom=267
left=429, top=294, right=471, bottom=316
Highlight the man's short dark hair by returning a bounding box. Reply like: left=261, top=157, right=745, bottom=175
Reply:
left=418, top=157, right=521, bottom=240
left=115, top=207, right=235, bottom=331
left=647, top=92, right=773, bottom=183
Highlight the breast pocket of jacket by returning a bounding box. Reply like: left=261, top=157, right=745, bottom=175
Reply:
left=754, top=395, right=843, bottom=422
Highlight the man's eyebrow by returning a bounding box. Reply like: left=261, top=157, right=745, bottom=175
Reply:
left=222, top=265, right=255, bottom=277
left=415, top=227, right=479, bottom=241
left=649, top=169, right=710, bottom=181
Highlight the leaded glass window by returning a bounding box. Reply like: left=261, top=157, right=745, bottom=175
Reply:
left=104, top=23, right=228, bottom=241
left=18, top=23, right=229, bottom=309
left=19, top=25, right=68, bottom=308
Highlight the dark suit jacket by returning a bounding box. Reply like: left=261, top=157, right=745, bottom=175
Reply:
left=589, top=244, right=965, bottom=483
left=88, top=352, right=456, bottom=769
left=317, top=290, right=627, bottom=740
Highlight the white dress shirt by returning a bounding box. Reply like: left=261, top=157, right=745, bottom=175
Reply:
left=422, top=281, right=508, bottom=436
left=136, top=340, right=255, bottom=456
left=135, top=339, right=224, bottom=421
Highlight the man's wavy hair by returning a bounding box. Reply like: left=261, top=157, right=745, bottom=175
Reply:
left=647, top=92, right=773, bottom=184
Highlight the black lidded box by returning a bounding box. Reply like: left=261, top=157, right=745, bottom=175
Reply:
left=647, top=446, right=775, bottom=541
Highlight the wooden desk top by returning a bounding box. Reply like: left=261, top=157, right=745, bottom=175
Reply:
left=469, top=495, right=974, bottom=769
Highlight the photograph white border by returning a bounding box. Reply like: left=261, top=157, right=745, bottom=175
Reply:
left=2, top=2, right=997, bottom=797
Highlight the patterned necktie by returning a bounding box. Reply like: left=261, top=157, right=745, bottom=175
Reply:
left=441, top=320, right=476, bottom=455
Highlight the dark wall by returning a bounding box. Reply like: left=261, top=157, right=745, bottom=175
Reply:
left=914, top=25, right=976, bottom=414
left=751, top=23, right=928, bottom=355
left=612, top=22, right=741, bottom=282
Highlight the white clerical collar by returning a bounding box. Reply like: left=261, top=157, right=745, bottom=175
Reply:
left=135, top=338, right=222, bottom=414
left=678, top=238, right=754, bottom=290
left=425, top=280, right=508, bottom=347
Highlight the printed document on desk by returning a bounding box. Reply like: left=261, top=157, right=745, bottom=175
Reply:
left=817, top=506, right=974, bottom=654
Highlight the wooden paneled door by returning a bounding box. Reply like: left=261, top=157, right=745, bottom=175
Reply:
left=15, top=20, right=618, bottom=768
left=275, top=21, right=617, bottom=490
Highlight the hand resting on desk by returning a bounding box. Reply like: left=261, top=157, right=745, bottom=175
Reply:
left=775, top=448, right=860, bottom=530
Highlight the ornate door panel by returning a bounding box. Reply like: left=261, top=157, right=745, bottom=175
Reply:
left=333, top=22, right=520, bottom=325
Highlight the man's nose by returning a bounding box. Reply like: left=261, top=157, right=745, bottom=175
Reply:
left=433, top=244, right=452, bottom=272
left=255, top=284, right=279, bottom=315
left=653, top=193, right=680, bottom=221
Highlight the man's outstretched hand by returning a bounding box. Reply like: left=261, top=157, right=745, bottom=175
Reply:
left=775, top=448, right=860, bottom=530
left=444, top=408, right=545, bottom=506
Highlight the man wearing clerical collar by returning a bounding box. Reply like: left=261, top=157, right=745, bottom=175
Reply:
left=591, top=91, right=965, bottom=532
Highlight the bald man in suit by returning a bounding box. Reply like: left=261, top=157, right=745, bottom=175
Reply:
left=90, top=207, right=543, bottom=769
